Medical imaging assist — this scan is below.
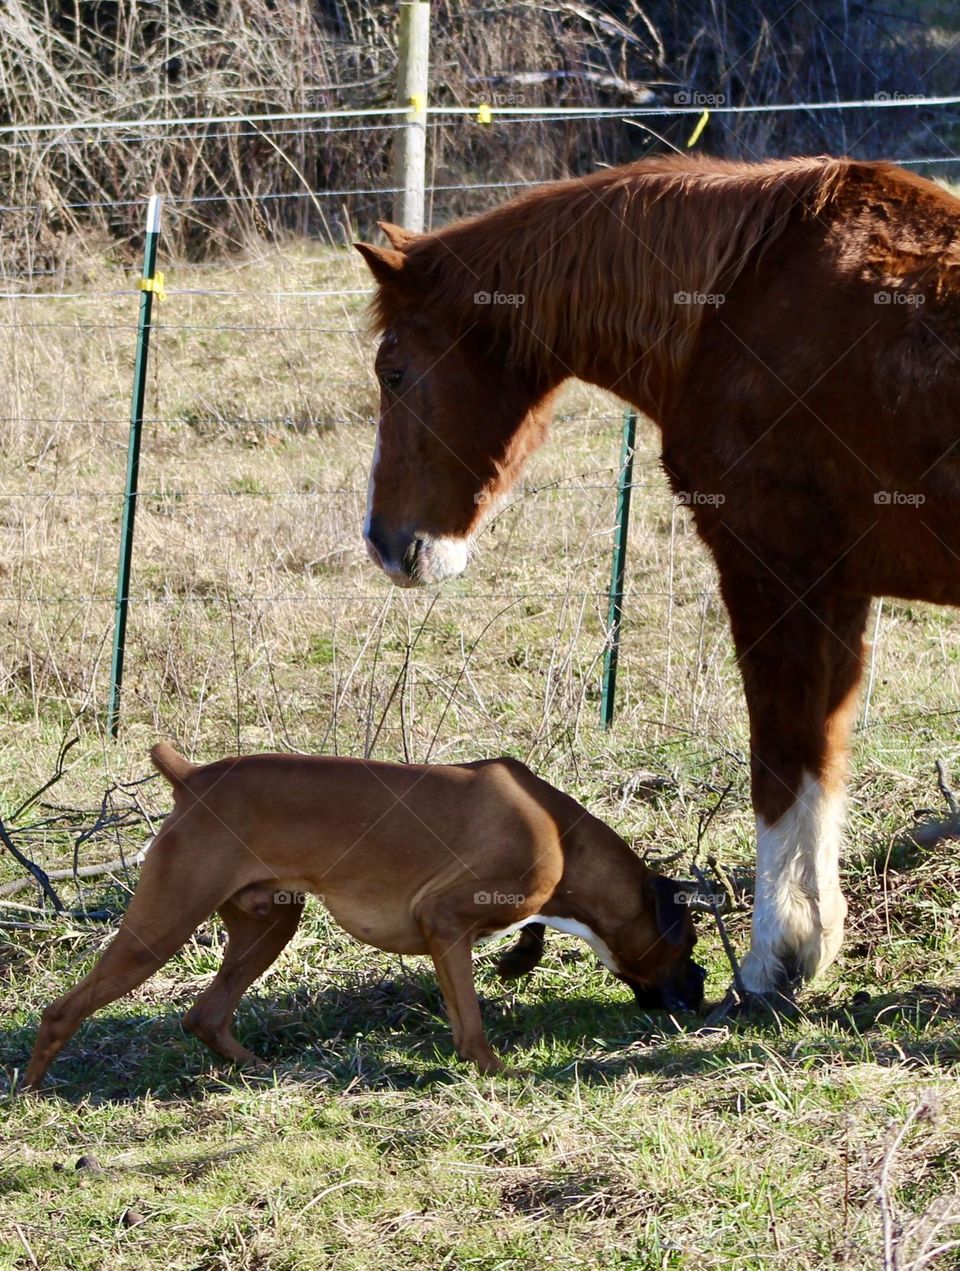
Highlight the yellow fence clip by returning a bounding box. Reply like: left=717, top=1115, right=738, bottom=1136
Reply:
left=409, top=93, right=426, bottom=115
left=139, top=270, right=166, bottom=302
left=686, top=110, right=710, bottom=148
left=476, top=103, right=493, bottom=124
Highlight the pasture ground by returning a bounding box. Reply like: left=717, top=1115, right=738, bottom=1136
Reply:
left=0, top=245, right=958, bottom=1269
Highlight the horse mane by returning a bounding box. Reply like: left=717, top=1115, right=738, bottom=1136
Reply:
left=367, top=154, right=930, bottom=407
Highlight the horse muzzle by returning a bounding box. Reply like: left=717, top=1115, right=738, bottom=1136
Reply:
left=365, top=516, right=469, bottom=587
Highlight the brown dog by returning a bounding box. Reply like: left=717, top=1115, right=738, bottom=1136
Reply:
left=24, top=745, right=704, bottom=1086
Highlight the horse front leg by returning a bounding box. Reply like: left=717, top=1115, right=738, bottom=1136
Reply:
left=723, top=576, right=870, bottom=1001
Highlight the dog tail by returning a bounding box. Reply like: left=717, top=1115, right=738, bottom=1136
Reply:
left=150, top=742, right=196, bottom=790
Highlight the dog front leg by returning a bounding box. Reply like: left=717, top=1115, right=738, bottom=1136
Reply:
left=418, top=907, right=503, bottom=1074
left=496, top=922, right=546, bottom=980
left=428, top=933, right=504, bottom=1074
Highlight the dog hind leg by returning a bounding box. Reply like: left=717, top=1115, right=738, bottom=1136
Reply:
left=181, top=892, right=304, bottom=1065
left=23, top=869, right=229, bottom=1089
left=23, top=820, right=254, bottom=1090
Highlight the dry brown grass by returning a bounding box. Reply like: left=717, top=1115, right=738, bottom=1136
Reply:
left=0, top=240, right=958, bottom=872
left=0, top=241, right=958, bottom=1271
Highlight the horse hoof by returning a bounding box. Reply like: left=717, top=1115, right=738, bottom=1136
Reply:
left=704, top=985, right=797, bottom=1026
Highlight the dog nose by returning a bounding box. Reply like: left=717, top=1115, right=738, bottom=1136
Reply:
left=623, top=959, right=706, bottom=1014
left=661, top=960, right=706, bottom=1013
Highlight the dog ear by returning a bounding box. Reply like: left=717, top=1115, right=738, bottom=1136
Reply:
left=650, top=875, right=689, bottom=948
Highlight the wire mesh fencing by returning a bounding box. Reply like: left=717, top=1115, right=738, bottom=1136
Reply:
left=1, top=87, right=959, bottom=786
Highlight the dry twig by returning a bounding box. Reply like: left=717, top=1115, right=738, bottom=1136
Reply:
left=688, top=782, right=747, bottom=1002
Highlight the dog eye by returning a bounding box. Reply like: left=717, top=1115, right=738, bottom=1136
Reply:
left=380, top=369, right=404, bottom=391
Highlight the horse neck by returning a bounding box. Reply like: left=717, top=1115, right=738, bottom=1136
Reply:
left=427, top=160, right=839, bottom=417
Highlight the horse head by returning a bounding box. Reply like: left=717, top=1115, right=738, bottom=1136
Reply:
left=355, top=223, right=557, bottom=586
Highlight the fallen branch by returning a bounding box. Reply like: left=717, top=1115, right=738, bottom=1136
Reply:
left=0, top=815, right=63, bottom=912
left=8, top=734, right=79, bottom=823
left=909, top=760, right=960, bottom=848
left=935, top=759, right=958, bottom=817
left=706, top=853, right=741, bottom=913
left=0, top=896, right=122, bottom=926
left=469, top=68, right=659, bottom=105
left=0, top=854, right=137, bottom=900
left=691, top=859, right=747, bottom=1003
left=875, top=1098, right=940, bottom=1271
left=0, top=765, right=154, bottom=913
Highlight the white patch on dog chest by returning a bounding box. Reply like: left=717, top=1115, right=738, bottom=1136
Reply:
left=480, top=913, right=618, bottom=973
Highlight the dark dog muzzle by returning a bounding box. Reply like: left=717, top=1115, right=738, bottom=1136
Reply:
left=622, top=959, right=707, bottom=1014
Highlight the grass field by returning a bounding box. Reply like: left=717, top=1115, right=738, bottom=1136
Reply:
left=0, top=243, right=959, bottom=1270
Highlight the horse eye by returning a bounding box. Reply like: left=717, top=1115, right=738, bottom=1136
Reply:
left=380, top=369, right=404, bottom=391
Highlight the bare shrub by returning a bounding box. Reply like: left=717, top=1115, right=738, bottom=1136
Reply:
left=0, top=2, right=956, bottom=272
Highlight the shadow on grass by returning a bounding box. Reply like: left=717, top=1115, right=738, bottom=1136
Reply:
left=3, top=968, right=959, bottom=1104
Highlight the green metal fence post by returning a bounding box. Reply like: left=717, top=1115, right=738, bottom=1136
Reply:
left=600, top=408, right=637, bottom=728
left=107, top=194, right=163, bottom=739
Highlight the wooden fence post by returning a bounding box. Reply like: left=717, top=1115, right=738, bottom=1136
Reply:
left=393, top=2, right=430, bottom=232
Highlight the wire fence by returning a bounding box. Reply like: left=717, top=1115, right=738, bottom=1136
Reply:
left=0, top=85, right=956, bottom=290
left=1, top=83, right=960, bottom=783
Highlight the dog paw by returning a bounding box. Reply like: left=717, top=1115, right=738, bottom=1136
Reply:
left=498, top=1064, right=534, bottom=1080
left=494, top=925, right=545, bottom=981
left=495, top=947, right=544, bottom=981
left=461, top=1047, right=509, bottom=1075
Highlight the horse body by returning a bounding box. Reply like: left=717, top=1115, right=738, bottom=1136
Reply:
left=356, top=154, right=960, bottom=997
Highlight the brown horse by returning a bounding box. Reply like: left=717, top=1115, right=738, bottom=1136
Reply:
left=355, top=154, right=960, bottom=1002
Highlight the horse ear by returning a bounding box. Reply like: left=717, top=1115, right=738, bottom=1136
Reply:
left=377, top=220, right=419, bottom=250
left=354, top=242, right=406, bottom=286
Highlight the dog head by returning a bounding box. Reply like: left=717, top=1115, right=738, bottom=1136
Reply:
left=611, top=873, right=706, bottom=1013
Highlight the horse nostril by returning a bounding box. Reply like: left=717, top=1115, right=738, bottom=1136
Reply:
left=366, top=516, right=421, bottom=578
left=365, top=516, right=392, bottom=567
left=401, top=536, right=423, bottom=577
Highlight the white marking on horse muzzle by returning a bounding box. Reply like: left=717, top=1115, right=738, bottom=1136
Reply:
left=368, top=533, right=471, bottom=587
left=413, top=535, right=470, bottom=585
